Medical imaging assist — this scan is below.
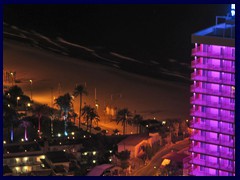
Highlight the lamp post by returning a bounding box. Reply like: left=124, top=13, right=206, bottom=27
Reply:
left=29, top=80, right=33, bottom=100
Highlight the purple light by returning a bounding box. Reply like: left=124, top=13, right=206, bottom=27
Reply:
left=190, top=42, right=235, bottom=176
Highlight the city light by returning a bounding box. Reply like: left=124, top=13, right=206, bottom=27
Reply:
left=231, top=4, right=235, bottom=16
left=3, top=140, right=6, bottom=144
left=93, top=151, right=96, bottom=155
left=57, top=133, right=61, bottom=137
left=93, top=160, right=96, bottom=163
left=71, top=132, right=75, bottom=135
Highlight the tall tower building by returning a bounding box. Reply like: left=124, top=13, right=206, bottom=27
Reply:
left=189, top=6, right=235, bottom=176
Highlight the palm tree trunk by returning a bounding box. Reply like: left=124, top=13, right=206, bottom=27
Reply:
left=38, top=115, right=41, bottom=137
left=79, top=94, right=82, bottom=129
left=10, top=123, right=14, bottom=142
left=89, top=119, right=92, bottom=133
left=25, top=127, right=28, bottom=141
left=64, top=110, right=68, bottom=136
left=123, top=121, right=125, bottom=135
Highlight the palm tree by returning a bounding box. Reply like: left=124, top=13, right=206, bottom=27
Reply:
left=73, top=84, right=88, bottom=129
left=32, top=104, right=51, bottom=137
left=54, top=93, right=73, bottom=136
left=19, top=120, right=32, bottom=141
left=116, top=108, right=131, bottom=135
left=132, top=114, right=143, bottom=134
left=3, top=101, right=18, bottom=142
left=113, top=129, right=120, bottom=135
left=82, top=105, right=99, bottom=133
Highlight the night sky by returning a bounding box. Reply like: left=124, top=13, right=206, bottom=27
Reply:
left=4, top=4, right=229, bottom=63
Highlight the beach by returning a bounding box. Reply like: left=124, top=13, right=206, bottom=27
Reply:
left=3, top=40, right=191, bottom=122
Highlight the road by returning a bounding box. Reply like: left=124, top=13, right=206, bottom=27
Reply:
left=132, top=138, right=190, bottom=176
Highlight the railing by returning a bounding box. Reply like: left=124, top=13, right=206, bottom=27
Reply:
left=190, top=158, right=234, bottom=172
left=189, top=146, right=234, bottom=160
left=191, top=73, right=235, bottom=86
left=190, top=110, right=234, bottom=123
left=190, top=98, right=235, bottom=111
left=191, top=61, right=235, bottom=73
left=190, top=134, right=234, bottom=147
left=189, top=169, right=217, bottom=176
left=190, top=123, right=234, bottom=136
left=192, top=47, right=235, bottom=61
left=190, top=84, right=235, bottom=98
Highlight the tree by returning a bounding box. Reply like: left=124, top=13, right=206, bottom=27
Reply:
left=112, top=129, right=120, bottom=135
left=3, top=94, right=18, bottom=142
left=54, top=93, right=73, bottom=136
left=117, top=150, right=131, bottom=175
left=73, top=84, right=88, bottom=128
left=19, top=120, right=32, bottom=141
left=132, top=114, right=143, bottom=134
left=116, top=108, right=131, bottom=135
left=82, top=105, right=99, bottom=133
left=32, top=104, right=52, bottom=137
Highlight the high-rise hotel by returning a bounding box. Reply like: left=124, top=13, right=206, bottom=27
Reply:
left=189, top=6, right=235, bottom=176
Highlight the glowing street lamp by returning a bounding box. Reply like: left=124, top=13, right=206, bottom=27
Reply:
left=17, top=96, right=20, bottom=107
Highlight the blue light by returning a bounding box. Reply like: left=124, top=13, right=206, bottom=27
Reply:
left=64, top=131, right=68, bottom=136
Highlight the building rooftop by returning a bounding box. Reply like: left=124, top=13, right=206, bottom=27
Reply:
left=192, top=16, right=235, bottom=47
left=46, top=151, right=70, bottom=163
left=3, top=142, right=42, bottom=157
left=117, top=134, right=150, bottom=146
left=87, top=164, right=113, bottom=176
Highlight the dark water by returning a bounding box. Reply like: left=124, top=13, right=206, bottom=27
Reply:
left=3, top=4, right=229, bottom=82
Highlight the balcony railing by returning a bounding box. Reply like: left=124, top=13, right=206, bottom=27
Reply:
left=189, top=146, right=234, bottom=160
left=189, top=169, right=217, bottom=176
left=190, top=158, right=234, bottom=172
left=190, top=123, right=235, bottom=136
left=191, top=73, right=235, bottom=86
left=190, top=110, right=234, bottom=123
left=192, top=48, right=235, bottom=61
left=190, top=85, right=235, bottom=98
left=191, top=61, right=235, bottom=73
left=190, top=134, right=234, bottom=147
left=190, top=98, right=235, bottom=111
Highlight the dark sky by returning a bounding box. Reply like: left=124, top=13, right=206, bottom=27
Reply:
left=4, top=4, right=229, bottom=63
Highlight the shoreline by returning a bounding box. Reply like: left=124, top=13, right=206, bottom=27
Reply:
left=3, top=39, right=191, bottom=121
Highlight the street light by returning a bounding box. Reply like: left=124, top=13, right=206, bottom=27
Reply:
left=17, top=96, right=20, bottom=107
left=29, top=80, right=33, bottom=100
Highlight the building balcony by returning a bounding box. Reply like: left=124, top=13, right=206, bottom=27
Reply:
left=192, top=48, right=235, bottom=61
left=191, top=73, right=235, bottom=86
left=190, top=158, right=234, bottom=172
left=190, top=110, right=234, bottom=123
left=189, top=169, right=217, bottom=176
left=189, top=146, right=234, bottom=160
left=190, top=122, right=234, bottom=136
left=190, top=134, right=234, bottom=147
left=190, top=85, right=235, bottom=98
left=191, top=61, right=235, bottom=73
left=190, top=98, right=235, bottom=111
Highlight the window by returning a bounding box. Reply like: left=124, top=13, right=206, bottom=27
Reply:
left=200, top=154, right=206, bottom=160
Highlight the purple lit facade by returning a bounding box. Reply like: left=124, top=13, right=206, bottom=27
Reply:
left=189, top=15, right=235, bottom=176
